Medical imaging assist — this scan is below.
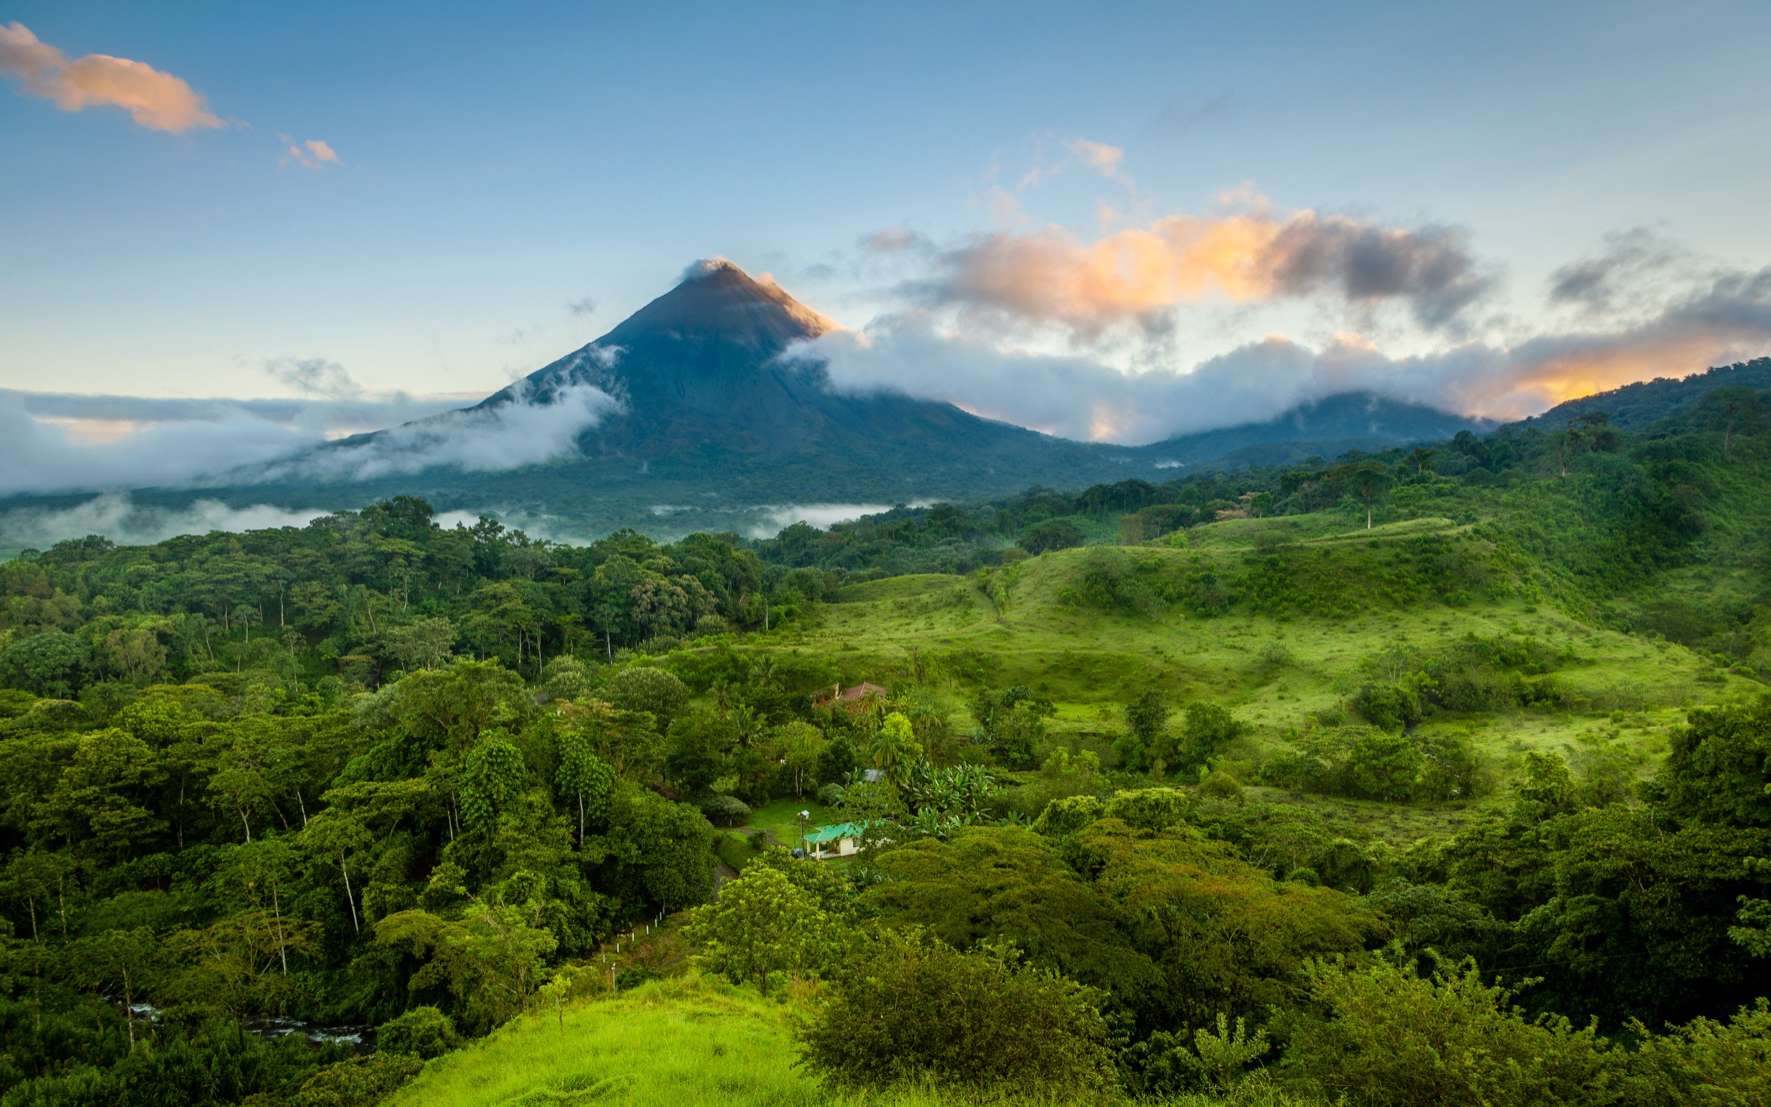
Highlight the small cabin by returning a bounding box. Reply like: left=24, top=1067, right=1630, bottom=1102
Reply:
left=802, top=821, right=867, bottom=859
left=812, top=681, right=887, bottom=713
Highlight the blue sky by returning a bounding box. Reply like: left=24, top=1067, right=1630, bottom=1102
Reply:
left=4, top=1, right=1771, bottom=451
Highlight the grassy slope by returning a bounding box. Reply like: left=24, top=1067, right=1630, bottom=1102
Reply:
left=386, top=974, right=1292, bottom=1107
left=751, top=512, right=1758, bottom=839
left=384, top=975, right=1094, bottom=1107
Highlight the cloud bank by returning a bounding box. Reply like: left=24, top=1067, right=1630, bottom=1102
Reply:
left=798, top=262, right=1771, bottom=443
left=0, top=379, right=619, bottom=496
left=912, top=206, right=1493, bottom=335
left=0, top=495, right=332, bottom=550
left=0, top=21, right=220, bottom=132
left=257, top=382, right=620, bottom=483
left=0, top=393, right=320, bottom=495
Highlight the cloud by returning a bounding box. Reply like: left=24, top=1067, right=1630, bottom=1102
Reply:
left=1017, top=136, right=1130, bottom=190
left=1262, top=217, right=1493, bottom=330
left=1548, top=227, right=1685, bottom=313
left=1066, top=138, right=1124, bottom=179
left=0, top=383, right=579, bottom=496
left=0, top=21, right=220, bottom=132
left=860, top=228, right=934, bottom=254
left=3, top=387, right=466, bottom=438
left=281, top=134, right=340, bottom=169
left=915, top=204, right=1495, bottom=335
left=0, top=494, right=332, bottom=550
left=258, top=381, right=620, bottom=483
left=796, top=262, right=1771, bottom=442
left=745, top=502, right=930, bottom=539
left=263, top=357, right=363, bottom=400
left=680, top=257, right=743, bottom=282
left=566, top=296, right=597, bottom=317
left=0, top=392, right=318, bottom=495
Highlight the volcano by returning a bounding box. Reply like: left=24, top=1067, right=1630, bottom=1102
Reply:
left=467, top=257, right=1084, bottom=465
left=19, top=260, right=1487, bottom=539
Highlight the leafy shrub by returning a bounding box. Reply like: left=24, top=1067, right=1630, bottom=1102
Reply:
left=289, top=1054, right=424, bottom=1107
left=1061, top=549, right=1163, bottom=617
left=1124, top=1012, right=1271, bottom=1096
left=698, top=794, right=752, bottom=827
left=814, top=782, right=846, bottom=807
left=1280, top=957, right=1612, bottom=1107
left=1020, top=518, right=1088, bottom=554
left=796, top=929, right=1117, bottom=1100
left=1103, top=788, right=1190, bottom=831
left=615, top=966, right=661, bottom=990
left=1261, top=727, right=1482, bottom=803
left=1352, top=680, right=1423, bottom=732
left=375, top=1006, right=459, bottom=1059
left=1033, top=794, right=1105, bottom=837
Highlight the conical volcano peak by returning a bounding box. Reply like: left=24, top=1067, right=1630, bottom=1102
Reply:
left=679, top=256, right=749, bottom=282
left=602, top=257, right=839, bottom=348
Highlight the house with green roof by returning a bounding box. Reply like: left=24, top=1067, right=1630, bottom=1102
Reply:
left=801, top=820, right=874, bottom=859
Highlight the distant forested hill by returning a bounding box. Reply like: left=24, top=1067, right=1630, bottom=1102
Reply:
left=1517, top=356, right=1771, bottom=430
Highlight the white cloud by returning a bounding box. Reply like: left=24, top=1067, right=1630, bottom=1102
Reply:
left=746, top=502, right=928, bottom=539
left=0, top=393, right=317, bottom=494
left=263, top=357, right=363, bottom=400
left=261, top=381, right=620, bottom=482
left=0, top=379, right=619, bottom=496
left=0, top=494, right=331, bottom=549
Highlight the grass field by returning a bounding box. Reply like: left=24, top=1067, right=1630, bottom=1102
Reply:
left=724, top=513, right=1757, bottom=840
left=384, top=973, right=1304, bottom=1107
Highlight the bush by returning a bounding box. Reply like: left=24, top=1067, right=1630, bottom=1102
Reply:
left=1033, top=794, right=1105, bottom=837
left=1020, top=518, right=1087, bottom=554
left=814, top=782, right=846, bottom=807
left=1353, top=681, right=1423, bottom=732
left=1280, top=958, right=1612, bottom=1107
left=615, top=966, right=662, bottom=991
left=289, top=1054, right=423, bottom=1107
left=797, top=929, right=1117, bottom=1100
left=1103, top=788, right=1190, bottom=831
left=699, top=794, right=753, bottom=827
left=375, top=1005, right=459, bottom=1059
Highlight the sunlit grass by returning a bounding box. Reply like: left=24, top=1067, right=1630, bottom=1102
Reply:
left=386, top=974, right=1137, bottom=1107
left=736, top=515, right=1757, bottom=842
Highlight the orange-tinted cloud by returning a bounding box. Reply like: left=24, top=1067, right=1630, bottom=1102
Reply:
left=925, top=207, right=1492, bottom=333
left=0, top=21, right=220, bottom=132
left=805, top=264, right=1771, bottom=442
left=1066, top=138, right=1124, bottom=179
left=282, top=135, right=341, bottom=170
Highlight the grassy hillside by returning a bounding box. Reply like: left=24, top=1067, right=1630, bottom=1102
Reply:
left=385, top=974, right=1299, bottom=1107
left=742, top=512, right=1754, bottom=838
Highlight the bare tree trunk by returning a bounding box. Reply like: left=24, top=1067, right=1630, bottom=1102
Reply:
left=270, top=882, right=289, bottom=974
left=340, top=856, right=360, bottom=934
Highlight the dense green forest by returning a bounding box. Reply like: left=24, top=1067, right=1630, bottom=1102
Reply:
left=2, top=370, right=1770, bottom=1105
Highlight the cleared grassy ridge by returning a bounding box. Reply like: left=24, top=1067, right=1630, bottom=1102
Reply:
left=385, top=974, right=1304, bottom=1107
left=749, top=513, right=1755, bottom=838
left=385, top=975, right=1042, bottom=1106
